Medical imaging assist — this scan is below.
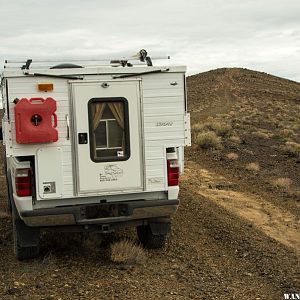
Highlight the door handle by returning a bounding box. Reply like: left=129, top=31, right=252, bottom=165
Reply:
left=78, top=133, right=88, bottom=144
left=66, top=114, right=70, bottom=140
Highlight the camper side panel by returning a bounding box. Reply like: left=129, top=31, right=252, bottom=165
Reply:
left=142, top=73, right=186, bottom=191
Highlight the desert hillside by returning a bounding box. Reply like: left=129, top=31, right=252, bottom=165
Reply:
left=187, top=68, right=300, bottom=215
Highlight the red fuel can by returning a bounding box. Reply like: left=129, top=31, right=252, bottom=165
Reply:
left=14, top=97, right=58, bottom=144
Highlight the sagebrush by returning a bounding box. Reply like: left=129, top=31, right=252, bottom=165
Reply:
left=195, top=131, right=222, bottom=150
left=110, top=240, right=145, bottom=264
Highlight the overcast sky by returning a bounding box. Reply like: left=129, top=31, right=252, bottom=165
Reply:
left=0, top=0, right=299, bottom=81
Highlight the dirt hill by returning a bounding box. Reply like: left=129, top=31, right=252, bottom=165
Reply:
left=187, top=68, right=300, bottom=215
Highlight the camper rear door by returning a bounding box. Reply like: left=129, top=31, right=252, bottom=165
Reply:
left=71, top=80, right=144, bottom=195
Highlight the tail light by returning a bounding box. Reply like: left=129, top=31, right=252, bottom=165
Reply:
left=167, top=159, right=179, bottom=186
left=15, top=168, right=32, bottom=197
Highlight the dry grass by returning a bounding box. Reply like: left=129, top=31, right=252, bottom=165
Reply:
left=0, top=210, right=10, bottom=219
left=253, top=130, right=273, bottom=140
left=17, top=252, right=58, bottom=275
left=191, top=123, right=204, bottom=140
left=280, top=129, right=294, bottom=138
left=229, top=135, right=241, bottom=144
left=195, top=131, right=222, bottom=150
left=272, top=177, right=293, bottom=190
left=110, top=240, right=145, bottom=265
left=192, top=119, right=232, bottom=138
left=284, top=142, right=300, bottom=159
left=246, top=162, right=260, bottom=172
left=207, top=121, right=232, bottom=137
left=226, top=152, right=239, bottom=160
left=192, top=123, right=204, bottom=133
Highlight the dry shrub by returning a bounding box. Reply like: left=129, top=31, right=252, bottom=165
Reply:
left=284, top=142, right=300, bottom=159
left=192, top=123, right=204, bottom=133
left=246, top=162, right=260, bottom=172
left=253, top=130, right=272, bottom=139
left=272, top=177, right=292, bottom=190
left=194, top=119, right=232, bottom=137
left=291, top=124, right=299, bottom=132
left=229, top=135, right=241, bottom=144
left=111, top=240, right=145, bottom=265
left=280, top=129, right=294, bottom=138
left=195, top=131, right=222, bottom=150
left=192, top=123, right=204, bottom=140
left=226, top=152, right=239, bottom=160
left=209, top=122, right=232, bottom=137
left=206, top=116, right=214, bottom=122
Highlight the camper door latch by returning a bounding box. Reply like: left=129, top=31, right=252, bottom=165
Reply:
left=78, top=133, right=88, bottom=144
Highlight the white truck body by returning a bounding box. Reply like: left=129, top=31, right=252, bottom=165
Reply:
left=1, top=59, right=190, bottom=259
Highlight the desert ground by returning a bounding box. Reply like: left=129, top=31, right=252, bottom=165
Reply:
left=0, top=68, right=299, bottom=299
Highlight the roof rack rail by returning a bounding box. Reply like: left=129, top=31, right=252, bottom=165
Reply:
left=4, top=49, right=170, bottom=70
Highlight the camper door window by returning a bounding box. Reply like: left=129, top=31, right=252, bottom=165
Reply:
left=88, top=98, right=130, bottom=162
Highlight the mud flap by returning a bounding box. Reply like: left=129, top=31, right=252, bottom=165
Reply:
left=149, top=218, right=171, bottom=235
left=14, top=220, right=40, bottom=248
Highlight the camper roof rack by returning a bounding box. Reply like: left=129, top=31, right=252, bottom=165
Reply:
left=4, top=49, right=170, bottom=70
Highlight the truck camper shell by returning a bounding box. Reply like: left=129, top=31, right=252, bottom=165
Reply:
left=1, top=52, right=191, bottom=260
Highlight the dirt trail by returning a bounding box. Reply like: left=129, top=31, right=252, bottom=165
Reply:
left=182, top=160, right=300, bottom=256
left=190, top=69, right=239, bottom=123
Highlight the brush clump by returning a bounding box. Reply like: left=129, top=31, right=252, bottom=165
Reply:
left=110, top=240, right=145, bottom=265
left=272, top=177, right=293, bottom=190
left=195, top=131, right=222, bottom=150
left=246, top=162, right=260, bottom=172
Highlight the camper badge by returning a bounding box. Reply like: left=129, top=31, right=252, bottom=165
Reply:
left=99, top=164, right=124, bottom=182
left=156, top=121, right=173, bottom=127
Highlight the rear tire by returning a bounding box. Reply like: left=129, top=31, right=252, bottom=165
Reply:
left=12, top=214, right=40, bottom=261
left=136, top=224, right=168, bottom=249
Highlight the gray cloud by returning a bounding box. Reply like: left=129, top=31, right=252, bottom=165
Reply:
left=0, top=0, right=299, bottom=81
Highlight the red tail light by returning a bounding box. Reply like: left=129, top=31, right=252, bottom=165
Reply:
left=15, top=168, right=32, bottom=197
left=167, top=159, right=179, bottom=186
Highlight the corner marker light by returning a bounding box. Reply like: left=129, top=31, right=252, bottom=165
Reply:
left=38, top=83, right=54, bottom=92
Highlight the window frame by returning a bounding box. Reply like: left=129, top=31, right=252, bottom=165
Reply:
left=88, top=97, right=130, bottom=163
left=96, top=119, right=124, bottom=150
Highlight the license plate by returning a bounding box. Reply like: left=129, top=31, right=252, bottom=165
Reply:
left=85, top=203, right=128, bottom=219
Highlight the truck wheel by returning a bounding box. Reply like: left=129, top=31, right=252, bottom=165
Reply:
left=136, top=223, right=169, bottom=249
left=12, top=217, right=40, bottom=261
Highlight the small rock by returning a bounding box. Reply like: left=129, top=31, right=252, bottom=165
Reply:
left=171, top=264, right=180, bottom=269
left=6, top=287, right=21, bottom=295
left=35, top=282, right=44, bottom=289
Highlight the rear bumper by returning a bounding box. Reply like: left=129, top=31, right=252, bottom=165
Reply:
left=20, top=199, right=179, bottom=227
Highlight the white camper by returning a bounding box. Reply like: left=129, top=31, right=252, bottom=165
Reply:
left=1, top=51, right=191, bottom=260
